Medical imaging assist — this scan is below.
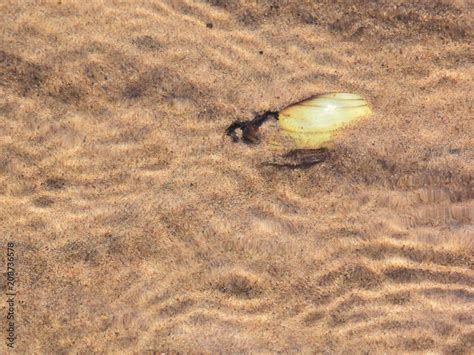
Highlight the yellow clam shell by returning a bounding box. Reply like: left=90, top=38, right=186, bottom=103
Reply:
left=276, top=92, right=372, bottom=148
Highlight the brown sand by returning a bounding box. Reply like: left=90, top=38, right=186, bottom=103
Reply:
left=1, top=0, right=473, bottom=353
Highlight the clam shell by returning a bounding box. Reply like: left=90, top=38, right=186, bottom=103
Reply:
left=276, top=92, right=372, bottom=148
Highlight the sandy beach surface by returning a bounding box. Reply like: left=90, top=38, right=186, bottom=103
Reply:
left=1, top=0, right=473, bottom=353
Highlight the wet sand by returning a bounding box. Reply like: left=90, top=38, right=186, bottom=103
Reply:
left=1, top=0, right=473, bottom=353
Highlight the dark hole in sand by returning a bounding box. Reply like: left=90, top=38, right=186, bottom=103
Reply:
left=33, top=196, right=54, bottom=207
left=43, top=177, right=66, bottom=190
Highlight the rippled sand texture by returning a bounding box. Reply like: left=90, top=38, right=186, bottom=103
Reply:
left=1, top=0, right=473, bottom=353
